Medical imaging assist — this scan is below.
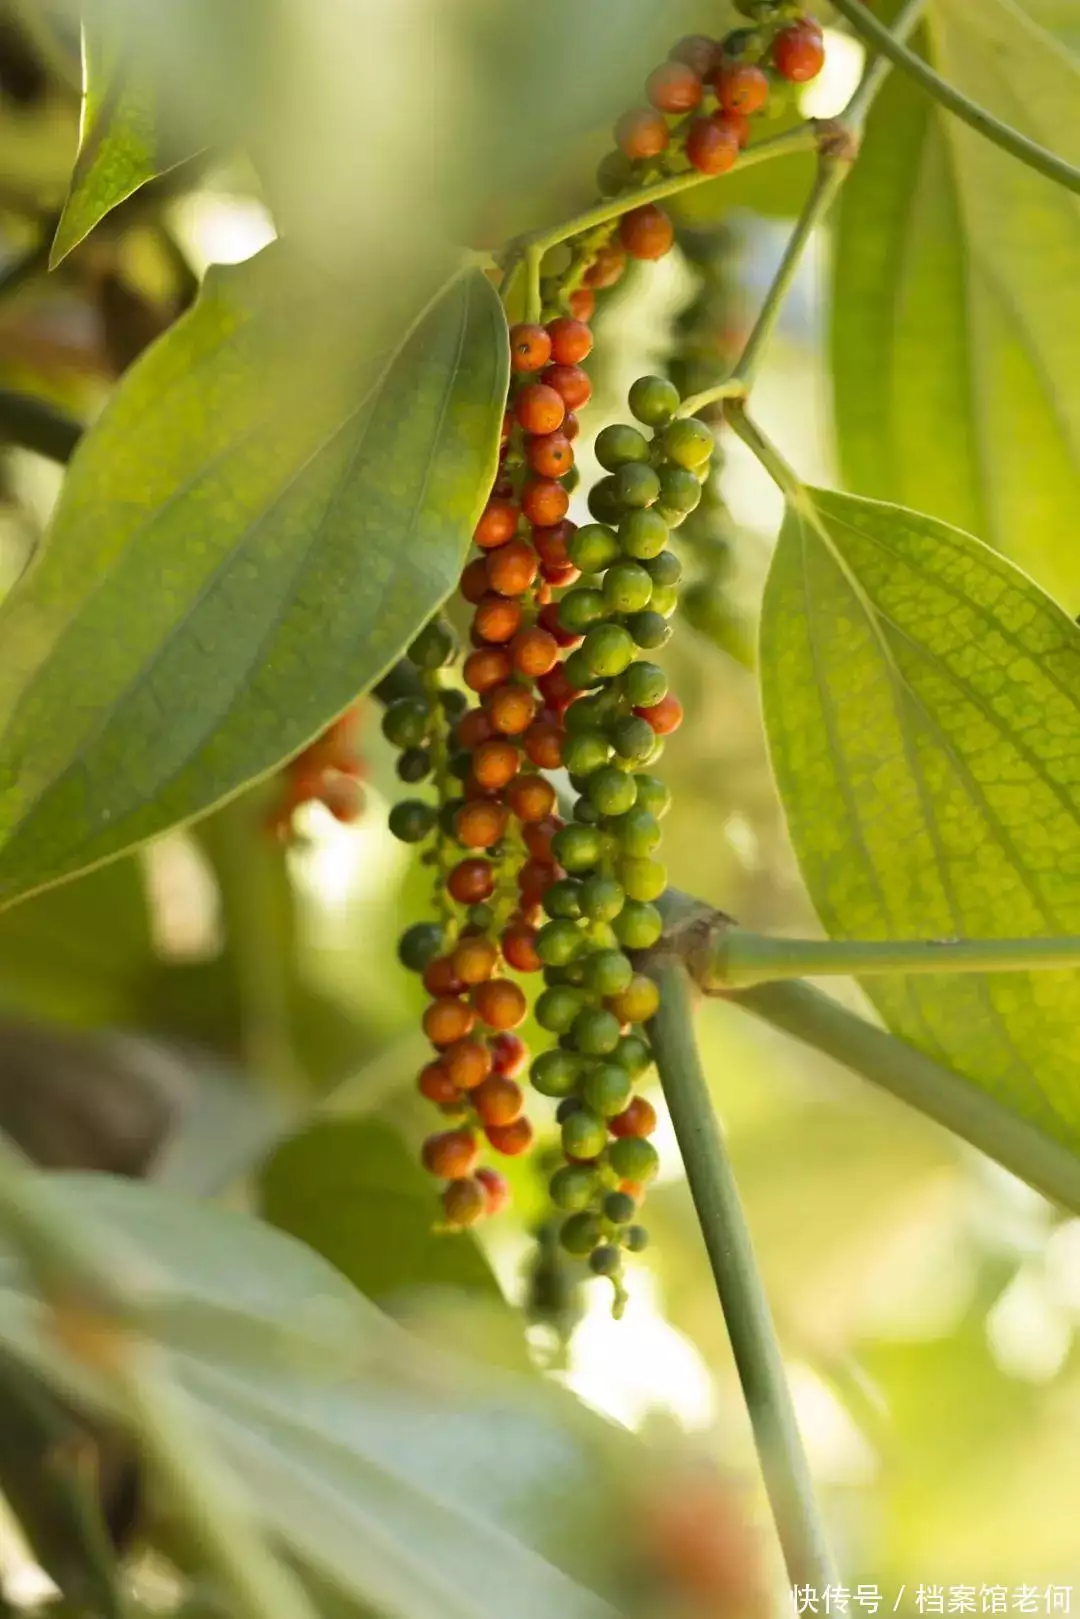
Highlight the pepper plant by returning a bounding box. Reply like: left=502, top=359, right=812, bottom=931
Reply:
left=0, top=0, right=1078, bottom=1612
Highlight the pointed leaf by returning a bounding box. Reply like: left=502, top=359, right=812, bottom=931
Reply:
left=0, top=250, right=507, bottom=909
left=762, top=487, right=1080, bottom=1152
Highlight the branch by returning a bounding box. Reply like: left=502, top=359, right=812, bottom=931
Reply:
left=0, top=389, right=82, bottom=464
left=829, top=0, right=1080, bottom=198
left=647, top=959, right=838, bottom=1590
left=713, top=927, right=1080, bottom=989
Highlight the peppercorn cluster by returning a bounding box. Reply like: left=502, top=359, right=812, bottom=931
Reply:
left=542, top=8, right=826, bottom=317
left=268, top=705, right=366, bottom=838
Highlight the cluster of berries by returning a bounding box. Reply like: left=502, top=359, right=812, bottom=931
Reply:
left=543, top=8, right=825, bottom=318
left=268, top=706, right=366, bottom=838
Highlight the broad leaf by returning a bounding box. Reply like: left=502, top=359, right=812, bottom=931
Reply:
left=0, top=1177, right=616, bottom=1619
left=0, top=251, right=507, bottom=909
left=832, top=0, right=1080, bottom=607
left=761, top=488, right=1080, bottom=1152
left=261, top=1119, right=502, bottom=1306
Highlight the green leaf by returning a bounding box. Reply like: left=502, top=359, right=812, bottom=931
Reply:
left=761, top=487, right=1080, bottom=1153
left=0, top=251, right=507, bottom=910
left=832, top=1, right=1080, bottom=607
left=0, top=1176, right=617, bottom=1619
left=260, top=1119, right=502, bottom=1308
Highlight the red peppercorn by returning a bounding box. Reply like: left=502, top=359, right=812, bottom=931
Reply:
left=543, top=364, right=592, bottom=411
left=532, top=520, right=575, bottom=571
left=610, top=1097, right=658, bottom=1138
left=473, top=737, right=521, bottom=791
left=635, top=693, right=684, bottom=735
left=489, top=1031, right=528, bottom=1078
left=715, top=108, right=751, bottom=148
left=464, top=646, right=513, bottom=694
left=485, top=1116, right=534, bottom=1157
left=418, top=1060, right=459, bottom=1104
left=472, top=593, right=522, bottom=644
left=518, top=856, right=556, bottom=906
left=423, top=955, right=464, bottom=997
left=523, top=719, right=564, bottom=770
left=459, top=557, right=489, bottom=605
left=485, top=683, right=537, bottom=737
left=526, top=431, right=574, bottom=479
left=473, top=1074, right=525, bottom=1127
left=568, top=288, right=595, bottom=322
left=686, top=117, right=740, bottom=175
left=486, top=538, right=539, bottom=597
left=511, top=626, right=560, bottom=679
left=501, top=921, right=542, bottom=974
left=546, top=316, right=593, bottom=366
left=646, top=60, right=703, bottom=112
left=521, top=477, right=570, bottom=527
left=475, top=1165, right=510, bottom=1215
left=620, top=204, right=675, bottom=262
left=506, top=773, right=556, bottom=823
left=474, top=499, right=519, bottom=550
left=584, top=243, right=627, bottom=289
left=670, top=34, right=719, bottom=78
left=457, top=707, right=496, bottom=751
left=455, top=798, right=507, bottom=849
left=714, top=62, right=769, bottom=115
left=614, top=107, right=670, bottom=160
left=537, top=663, right=578, bottom=715
left=421, top=1127, right=479, bottom=1178
left=522, top=817, right=561, bottom=862
left=515, top=382, right=566, bottom=435
left=508, top=321, right=553, bottom=373
left=562, top=411, right=581, bottom=442
left=442, top=1036, right=493, bottom=1091
left=422, top=998, right=476, bottom=1049
left=772, top=20, right=825, bottom=83
left=447, top=857, right=496, bottom=905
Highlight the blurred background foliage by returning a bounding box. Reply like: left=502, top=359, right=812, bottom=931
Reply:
left=0, top=0, right=1078, bottom=1607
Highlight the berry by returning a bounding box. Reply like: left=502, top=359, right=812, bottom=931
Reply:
left=604, top=1190, right=637, bottom=1225
left=408, top=618, right=455, bottom=668
left=486, top=683, right=537, bottom=736
left=566, top=523, right=619, bottom=574
left=523, top=720, right=563, bottom=770
left=586, top=766, right=638, bottom=818
left=588, top=474, right=626, bottom=525
left=608, top=974, right=661, bottom=1025
left=442, top=1037, right=494, bottom=1092
left=558, top=586, right=607, bottom=635
left=551, top=823, right=605, bottom=873
left=536, top=984, right=585, bottom=1034
left=663, top=416, right=714, bottom=469
left=608, top=1134, right=659, bottom=1181
left=421, top=1127, right=478, bottom=1178
left=550, top=1164, right=599, bottom=1211
left=464, top=645, right=513, bottom=693
left=388, top=799, right=435, bottom=843
left=531, top=1047, right=582, bottom=1097
left=453, top=799, right=505, bottom=852
left=618, top=856, right=668, bottom=903
left=521, top=477, right=570, bottom=527
left=583, top=1062, right=633, bottom=1118
left=506, top=773, right=556, bottom=823
left=658, top=465, right=701, bottom=515
left=626, top=610, right=671, bottom=649
left=610, top=714, right=655, bottom=763
left=476, top=1165, right=511, bottom=1216
left=502, top=920, right=542, bottom=973
left=486, top=538, right=539, bottom=596
left=773, top=20, right=825, bottom=83
left=460, top=557, right=491, bottom=603
left=543, top=364, right=592, bottom=411
left=619, top=204, right=674, bottom=262
left=636, top=694, right=684, bottom=735
left=611, top=807, right=662, bottom=858
left=562, top=1108, right=609, bottom=1161
left=423, top=954, right=464, bottom=997
left=634, top=773, right=672, bottom=819
left=472, top=738, right=520, bottom=790
left=585, top=243, right=627, bottom=290
left=686, top=116, right=740, bottom=175
left=615, top=1034, right=652, bottom=1077
left=715, top=62, right=769, bottom=114
left=448, top=857, right=497, bottom=906
left=474, top=499, right=519, bottom=550
left=603, top=560, right=653, bottom=613
left=569, top=1006, right=622, bottom=1056
left=622, top=1224, right=649, bottom=1252
left=568, top=288, right=595, bottom=321
left=589, top=1244, right=621, bottom=1277
left=582, top=623, right=635, bottom=678
left=628, top=375, right=680, bottom=426
left=422, top=996, right=476, bottom=1048
left=578, top=874, right=624, bottom=922
left=474, top=1074, right=525, bottom=1127
left=442, top=1177, right=486, bottom=1228
left=396, top=746, right=432, bottom=783
left=382, top=697, right=430, bottom=749
left=515, top=383, right=565, bottom=435
left=546, top=317, right=592, bottom=365
left=526, top=432, right=574, bottom=479
left=646, top=61, right=704, bottom=113
left=583, top=948, right=634, bottom=998
left=624, top=661, right=668, bottom=709
left=452, top=934, right=498, bottom=985
left=561, top=1212, right=602, bottom=1255
left=614, top=107, right=669, bottom=160
left=670, top=34, right=720, bottom=77
left=509, top=322, right=553, bottom=373
left=489, top=1031, right=528, bottom=1077
left=485, top=1116, right=534, bottom=1156
left=418, top=1060, right=459, bottom=1104
left=473, top=978, right=527, bottom=1030
left=398, top=921, right=445, bottom=971
left=611, top=1096, right=658, bottom=1138
left=473, top=593, right=523, bottom=645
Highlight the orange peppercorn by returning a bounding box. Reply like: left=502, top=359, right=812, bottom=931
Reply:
left=472, top=738, right=521, bottom=790
left=473, top=977, right=527, bottom=1030
left=523, top=818, right=561, bottom=862
left=686, top=117, right=740, bottom=175
left=526, top=432, right=574, bottom=479
left=422, top=997, right=476, bottom=1048
left=506, top=773, right=556, bottom=823
left=523, top=719, right=564, bottom=770
left=620, top=204, right=675, bottom=261
left=442, top=1036, right=493, bottom=1091
left=521, top=478, right=570, bottom=527
left=464, top=645, right=513, bottom=694
left=486, top=539, right=539, bottom=597
left=485, top=682, right=537, bottom=736
left=542, top=364, right=592, bottom=412
left=714, top=62, right=769, bottom=114
left=489, top=1031, right=528, bottom=1077
left=512, top=626, right=560, bottom=679
left=568, top=288, right=595, bottom=322
left=485, top=1116, right=534, bottom=1157
left=531, top=521, right=574, bottom=571
left=715, top=108, right=750, bottom=148
left=423, top=955, right=465, bottom=997
left=536, top=601, right=581, bottom=650
left=447, top=858, right=496, bottom=905
left=508, top=321, right=553, bottom=373
left=472, top=593, right=523, bottom=644
left=547, top=316, right=593, bottom=366
left=474, top=498, right=519, bottom=550
left=442, top=1176, right=487, bottom=1227
left=610, top=1097, right=657, bottom=1138
left=421, top=1127, right=479, bottom=1178
left=455, top=797, right=507, bottom=849
left=501, top=920, right=542, bottom=973
left=452, top=933, right=499, bottom=984
left=646, top=60, right=703, bottom=112
left=476, top=1165, right=510, bottom=1215
left=418, top=1060, right=459, bottom=1104
left=772, top=20, right=825, bottom=83
left=459, top=556, right=490, bottom=604
left=585, top=243, right=627, bottom=290
left=457, top=707, right=496, bottom=751
left=515, top=382, right=566, bottom=435
left=474, top=1074, right=525, bottom=1128
left=537, top=663, right=579, bottom=715
left=614, top=106, right=670, bottom=160
left=635, top=693, right=684, bottom=734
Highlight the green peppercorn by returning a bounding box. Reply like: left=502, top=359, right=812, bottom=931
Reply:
left=570, top=1006, right=622, bottom=1056
left=615, top=1033, right=653, bottom=1076
left=586, top=765, right=638, bottom=817
left=448, top=749, right=473, bottom=780
left=468, top=902, right=495, bottom=930
left=603, top=561, right=653, bottom=614
left=536, top=985, right=585, bottom=1034
left=440, top=688, right=468, bottom=720
left=564, top=689, right=620, bottom=734
left=544, top=878, right=584, bottom=920
left=658, top=465, right=702, bottom=514
left=649, top=583, right=679, bottom=618
left=628, top=375, right=680, bottom=426
left=613, top=463, right=661, bottom=510
left=568, top=524, right=621, bottom=574
left=608, top=1135, right=660, bottom=1183
left=563, top=648, right=601, bottom=690
left=582, top=623, right=635, bottom=678
left=531, top=1048, right=582, bottom=1097
left=556, top=1094, right=585, bottom=1122
left=621, top=1225, right=650, bottom=1252
left=396, top=746, right=432, bottom=783
left=552, top=823, right=606, bottom=873
left=559, top=586, right=607, bottom=635
left=388, top=799, right=436, bottom=843
left=561, top=1212, right=602, bottom=1255
left=550, top=1164, right=600, bottom=1212
left=597, top=149, right=635, bottom=196
left=611, top=973, right=661, bottom=1024
left=611, top=806, right=661, bottom=857
left=612, top=899, right=664, bottom=951
left=562, top=730, right=612, bottom=777
left=625, top=610, right=672, bottom=649
left=580, top=874, right=626, bottom=922
left=588, top=475, right=624, bottom=525
left=662, top=415, right=714, bottom=470
left=536, top=918, right=587, bottom=966
left=603, top=1190, right=637, bottom=1224
left=609, top=715, right=656, bottom=763
left=562, top=1108, right=609, bottom=1161
left=619, top=856, right=668, bottom=902
left=623, top=661, right=668, bottom=708
left=583, top=948, right=634, bottom=998
left=619, top=509, right=670, bottom=560
left=397, top=921, right=444, bottom=971
left=589, top=1244, right=622, bottom=1276
left=634, top=774, right=672, bottom=819
left=595, top=424, right=651, bottom=472
left=583, top=1062, right=634, bottom=1118
left=381, top=697, right=430, bottom=748
left=573, top=796, right=603, bottom=825
left=407, top=618, right=456, bottom=668
left=439, top=796, right=465, bottom=836
left=646, top=550, right=683, bottom=587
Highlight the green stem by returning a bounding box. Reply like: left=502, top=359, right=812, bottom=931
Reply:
left=829, top=0, right=1080, bottom=197
left=731, top=977, right=1080, bottom=1216
left=647, top=960, right=838, bottom=1591
left=0, top=390, right=82, bottom=464
left=717, top=928, right=1080, bottom=989
left=841, top=0, right=926, bottom=131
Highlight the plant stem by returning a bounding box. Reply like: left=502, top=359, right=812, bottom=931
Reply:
left=723, top=400, right=814, bottom=513
left=731, top=977, right=1080, bottom=1216
left=647, top=959, right=838, bottom=1591
left=716, top=928, right=1080, bottom=989
left=829, top=0, right=1080, bottom=197
left=841, top=0, right=926, bottom=132
left=0, top=390, right=82, bottom=464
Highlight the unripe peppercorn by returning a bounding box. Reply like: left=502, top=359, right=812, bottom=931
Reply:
left=686, top=116, right=740, bottom=175
left=614, top=462, right=661, bottom=510
left=558, top=587, right=607, bottom=636
left=388, top=799, right=436, bottom=843
left=473, top=978, right=527, bottom=1030
left=622, top=1224, right=649, bottom=1252
left=550, top=1163, right=599, bottom=1211
left=589, top=1244, right=622, bottom=1277
left=579, top=874, right=625, bottom=922
left=474, top=499, right=519, bottom=550
left=508, top=321, right=552, bottom=373
left=588, top=474, right=625, bottom=526
left=536, top=919, right=587, bottom=968
left=544, top=877, right=584, bottom=920
left=608, top=973, right=661, bottom=1025
left=421, top=1127, right=478, bottom=1178
left=646, top=59, right=703, bottom=112
left=619, top=856, right=668, bottom=903
left=586, top=766, right=638, bottom=818
left=604, top=561, right=653, bottom=614
left=535, top=984, right=585, bottom=1033
left=396, top=746, right=432, bottom=783
left=472, top=738, right=520, bottom=791
left=398, top=921, right=445, bottom=972
left=382, top=697, right=430, bottom=749
left=531, top=1047, right=582, bottom=1097
left=634, top=773, right=671, bottom=819
left=663, top=415, right=714, bottom=469
left=583, top=948, right=635, bottom=998
left=614, top=106, right=669, bottom=160
left=562, top=731, right=612, bottom=778
left=561, top=1211, right=602, bottom=1255
left=615, top=1034, right=652, bottom=1077
left=620, top=204, right=675, bottom=262
left=595, top=423, right=651, bottom=472
left=486, top=539, right=539, bottom=597
left=626, top=610, right=672, bottom=649
left=628, top=375, right=679, bottom=427
left=485, top=1116, right=534, bottom=1156
left=473, top=1074, right=525, bottom=1127
left=561, top=1107, right=609, bottom=1161
left=619, top=509, right=669, bottom=561
left=610, top=715, right=656, bottom=763
left=611, top=806, right=662, bottom=858
left=658, top=465, right=702, bottom=515
left=608, top=1133, right=659, bottom=1181
left=408, top=618, right=456, bottom=669
left=582, top=623, right=635, bottom=678
left=583, top=1062, right=634, bottom=1118
left=551, top=823, right=605, bottom=873
left=612, top=901, right=664, bottom=954
left=568, top=523, right=621, bottom=574
left=515, top=382, right=565, bottom=435
left=570, top=1006, right=622, bottom=1056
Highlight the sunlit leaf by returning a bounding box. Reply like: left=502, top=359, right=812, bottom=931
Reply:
left=0, top=251, right=507, bottom=909
left=762, top=487, right=1080, bottom=1153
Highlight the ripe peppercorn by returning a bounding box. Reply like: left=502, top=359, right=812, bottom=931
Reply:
left=418, top=1060, right=459, bottom=1104
left=508, top=321, right=553, bottom=373
left=614, top=106, right=670, bottom=160
left=512, top=626, right=560, bottom=679
left=485, top=1116, right=535, bottom=1156
left=422, top=955, right=464, bottom=997
left=523, top=719, right=564, bottom=769
left=473, top=977, right=527, bottom=1030
left=473, top=1074, right=525, bottom=1127
left=489, top=1031, right=528, bottom=1077
left=686, top=117, right=740, bottom=175
left=521, top=478, right=570, bottom=527
left=773, top=19, right=825, bottom=82
left=422, top=996, right=476, bottom=1048
left=457, top=706, right=496, bottom=750
left=476, top=1165, right=510, bottom=1215
left=619, top=204, right=675, bottom=262
left=714, top=62, right=769, bottom=113
left=454, top=798, right=507, bottom=849
left=442, top=1037, right=493, bottom=1091
left=421, top=1127, right=478, bottom=1179
left=585, top=243, right=627, bottom=289
left=547, top=316, right=593, bottom=365
left=526, top=432, right=574, bottom=479
left=670, top=33, right=719, bottom=77
left=610, top=1096, right=658, bottom=1138
left=459, top=556, right=490, bottom=604
left=646, top=60, right=704, bottom=112
left=464, top=646, right=513, bottom=694
left=472, top=737, right=520, bottom=790
left=474, top=499, right=519, bottom=550
left=568, top=288, right=595, bottom=322
left=515, top=382, right=566, bottom=435
left=442, top=1177, right=486, bottom=1228
left=472, top=593, right=522, bottom=645
left=636, top=693, right=684, bottom=735
left=486, top=539, right=539, bottom=596
left=501, top=920, right=542, bottom=973
left=447, top=858, right=496, bottom=905
left=543, top=364, right=592, bottom=411
left=506, top=773, right=556, bottom=823
left=452, top=933, right=499, bottom=984
left=532, top=521, right=575, bottom=571
left=485, top=682, right=537, bottom=736
left=715, top=108, right=750, bottom=148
